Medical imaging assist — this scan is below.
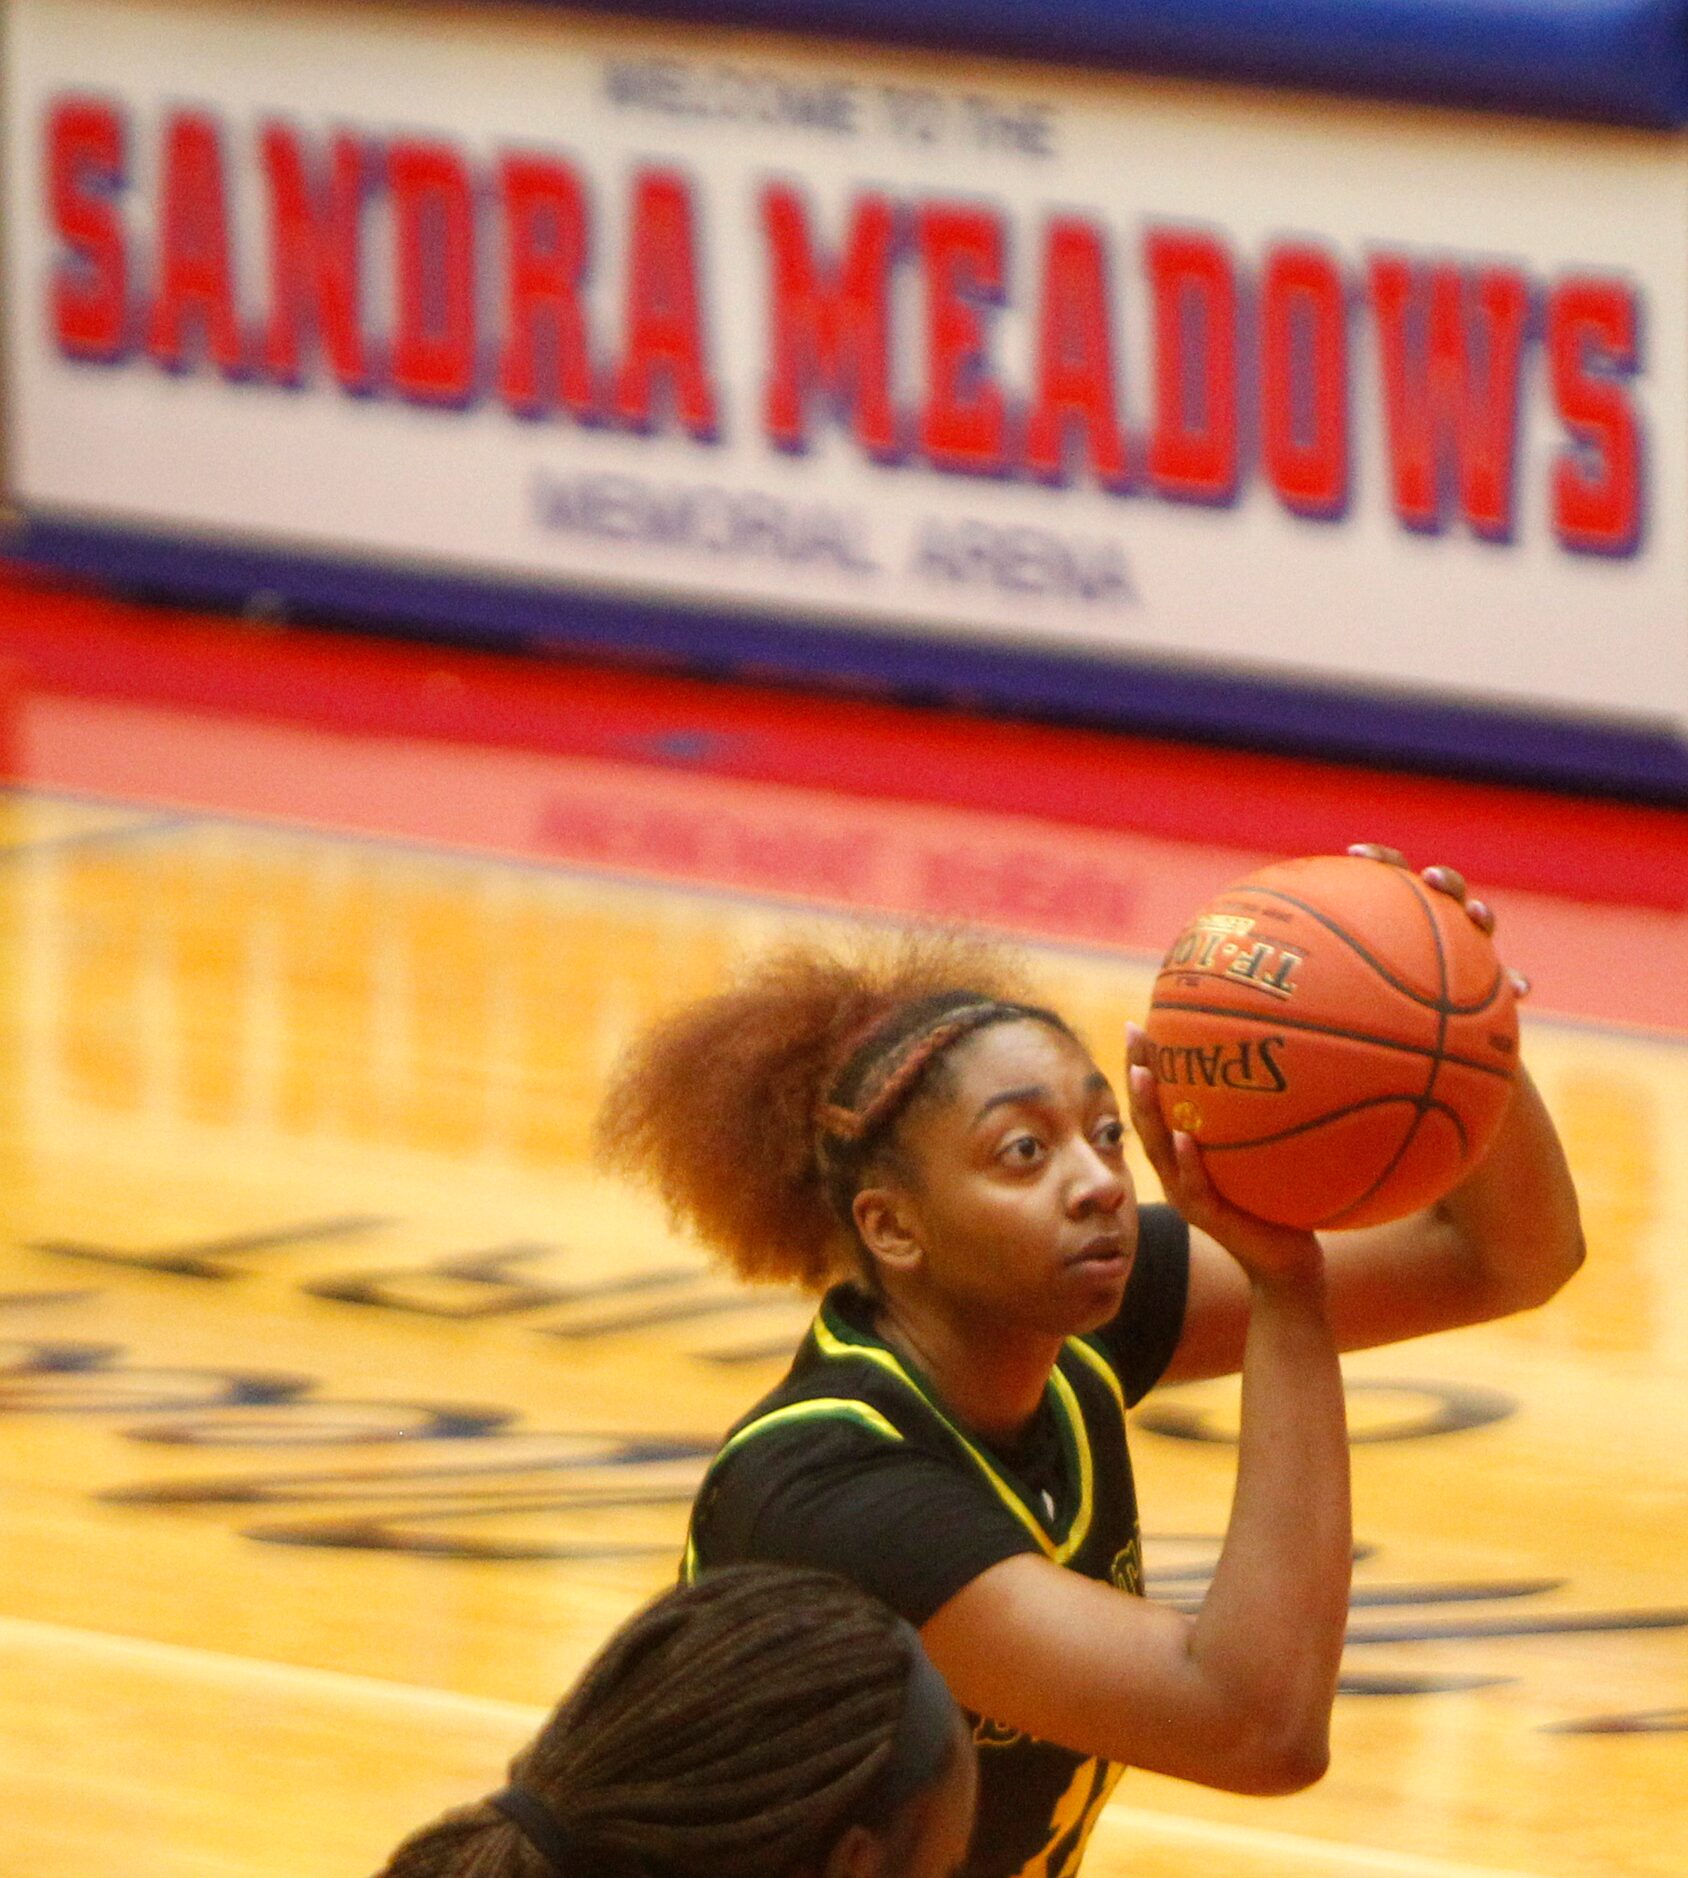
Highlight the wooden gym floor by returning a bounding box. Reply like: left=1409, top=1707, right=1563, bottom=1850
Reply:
left=0, top=580, right=1685, bottom=1878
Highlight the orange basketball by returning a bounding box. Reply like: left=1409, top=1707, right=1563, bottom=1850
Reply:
left=1145, top=853, right=1518, bottom=1230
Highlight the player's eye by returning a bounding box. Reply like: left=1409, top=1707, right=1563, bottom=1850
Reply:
left=999, top=1133, right=1046, bottom=1167
left=1093, top=1117, right=1126, bottom=1153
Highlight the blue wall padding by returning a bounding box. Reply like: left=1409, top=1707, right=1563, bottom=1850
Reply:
left=566, top=0, right=1688, bottom=125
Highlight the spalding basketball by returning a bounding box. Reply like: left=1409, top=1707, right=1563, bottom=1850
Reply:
left=1145, top=854, right=1517, bottom=1230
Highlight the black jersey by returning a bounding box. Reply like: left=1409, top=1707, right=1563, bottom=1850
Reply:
left=684, top=1204, right=1191, bottom=1878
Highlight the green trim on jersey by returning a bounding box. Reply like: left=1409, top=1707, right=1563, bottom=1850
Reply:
left=1067, top=1334, right=1127, bottom=1416
left=681, top=1395, right=904, bottom=1583
left=811, top=1296, right=1125, bottom=1567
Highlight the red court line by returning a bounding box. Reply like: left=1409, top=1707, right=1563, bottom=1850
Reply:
left=2, top=563, right=1683, bottom=912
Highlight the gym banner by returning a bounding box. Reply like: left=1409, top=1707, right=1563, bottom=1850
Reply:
left=4, top=0, right=1686, bottom=745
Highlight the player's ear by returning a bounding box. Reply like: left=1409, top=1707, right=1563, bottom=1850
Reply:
left=820, top=1821, right=889, bottom=1878
left=853, top=1184, right=923, bottom=1278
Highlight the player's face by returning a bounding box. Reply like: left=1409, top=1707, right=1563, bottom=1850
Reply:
left=888, top=1019, right=1137, bottom=1335
left=841, top=1710, right=977, bottom=1878
left=898, top=1712, right=980, bottom=1878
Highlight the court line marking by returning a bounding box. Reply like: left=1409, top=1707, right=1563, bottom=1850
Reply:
left=0, top=1612, right=543, bottom=1728
left=0, top=1614, right=1554, bottom=1878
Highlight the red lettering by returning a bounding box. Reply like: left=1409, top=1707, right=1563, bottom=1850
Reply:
left=499, top=154, right=596, bottom=420
left=762, top=185, right=897, bottom=457
left=1146, top=229, right=1237, bottom=502
left=918, top=204, right=1008, bottom=474
left=1023, top=218, right=1127, bottom=488
left=388, top=140, right=477, bottom=405
left=1370, top=256, right=1529, bottom=539
left=612, top=169, right=716, bottom=438
left=260, top=123, right=369, bottom=389
left=1548, top=277, right=1641, bottom=555
left=1261, top=243, right=1348, bottom=517
left=147, top=111, right=244, bottom=374
left=47, top=98, right=128, bottom=361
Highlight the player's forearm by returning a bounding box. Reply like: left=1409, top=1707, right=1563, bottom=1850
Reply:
left=1188, top=1269, right=1351, bottom=1793
left=1435, top=1066, right=1584, bottom=1316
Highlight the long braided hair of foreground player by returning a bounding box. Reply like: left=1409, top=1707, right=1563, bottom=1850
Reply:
left=377, top=1564, right=974, bottom=1878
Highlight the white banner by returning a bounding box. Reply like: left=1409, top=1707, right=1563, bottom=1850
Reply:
left=4, top=0, right=1686, bottom=732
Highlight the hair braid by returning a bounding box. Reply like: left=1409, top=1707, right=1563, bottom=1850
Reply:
left=814, top=1001, right=1008, bottom=1144
left=374, top=1567, right=948, bottom=1878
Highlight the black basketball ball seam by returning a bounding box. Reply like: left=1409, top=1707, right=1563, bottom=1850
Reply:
left=1196, top=1093, right=1470, bottom=1159
left=1221, top=883, right=1506, bottom=1018
left=1144, top=1001, right=1514, bottom=1081
left=1314, top=1095, right=1473, bottom=1229
left=1320, top=874, right=1450, bottom=1225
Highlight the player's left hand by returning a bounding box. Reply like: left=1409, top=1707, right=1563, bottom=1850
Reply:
left=1125, top=1022, right=1323, bottom=1286
left=1347, top=843, right=1530, bottom=999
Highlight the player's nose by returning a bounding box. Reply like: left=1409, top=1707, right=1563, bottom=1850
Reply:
left=1066, top=1143, right=1128, bottom=1217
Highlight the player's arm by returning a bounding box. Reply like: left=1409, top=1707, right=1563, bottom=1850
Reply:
left=1144, top=856, right=1585, bottom=1385
left=922, top=1128, right=1351, bottom=1794
left=1160, top=1063, right=1583, bottom=1383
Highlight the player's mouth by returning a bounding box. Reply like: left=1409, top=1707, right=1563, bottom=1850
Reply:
left=1068, top=1233, right=1130, bottom=1275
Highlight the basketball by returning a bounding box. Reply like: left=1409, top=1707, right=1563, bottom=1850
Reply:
left=1145, top=853, right=1518, bottom=1230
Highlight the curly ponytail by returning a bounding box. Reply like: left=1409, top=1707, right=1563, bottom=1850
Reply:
left=595, top=931, right=1064, bottom=1289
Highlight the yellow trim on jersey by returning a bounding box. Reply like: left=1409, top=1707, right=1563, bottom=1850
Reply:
left=680, top=1397, right=905, bottom=1584
left=812, top=1310, right=1111, bottom=1566
left=1067, top=1333, right=1128, bottom=1417
left=715, top=1396, right=906, bottom=1460
left=1015, top=1757, right=1125, bottom=1878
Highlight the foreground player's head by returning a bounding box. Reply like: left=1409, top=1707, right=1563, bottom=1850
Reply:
left=597, top=933, right=1135, bottom=1326
left=377, top=1564, right=975, bottom=1878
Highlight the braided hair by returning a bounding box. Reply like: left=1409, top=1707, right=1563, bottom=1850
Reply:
left=595, top=932, right=1071, bottom=1289
left=375, top=1565, right=959, bottom=1878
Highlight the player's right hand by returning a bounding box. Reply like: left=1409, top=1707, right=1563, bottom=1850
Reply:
left=1126, top=1022, right=1326, bottom=1287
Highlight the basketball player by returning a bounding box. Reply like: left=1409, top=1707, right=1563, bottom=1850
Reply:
left=596, top=854, right=1582, bottom=1878
left=377, top=1563, right=976, bottom=1878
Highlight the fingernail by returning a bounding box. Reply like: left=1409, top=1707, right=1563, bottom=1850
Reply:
left=1509, top=970, right=1532, bottom=999
left=1423, top=865, right=1467, bottom=900
left=1349, top=842, right=1407, bottom=867
left=1467, top=898, right=1495, bottom=933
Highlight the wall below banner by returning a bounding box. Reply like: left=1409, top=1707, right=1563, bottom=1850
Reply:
left=13, top=521, right=1688, bottom=800
left=4, top=0, right=1687, bottom=795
